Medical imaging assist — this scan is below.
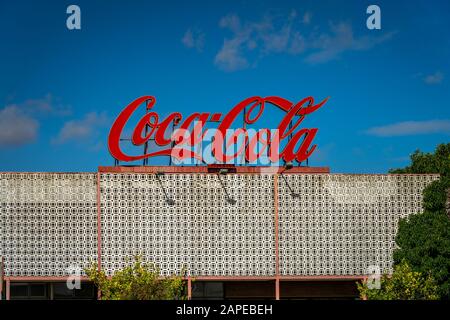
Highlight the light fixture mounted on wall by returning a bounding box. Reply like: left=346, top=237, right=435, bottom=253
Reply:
left=155, top=171, right=176, bottom=205
left=281, top=162, right=300, bottom=198
left=216, top=169, right=237, bottom=205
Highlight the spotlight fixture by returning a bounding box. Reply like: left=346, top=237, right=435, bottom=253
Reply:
left=284, top=161, right=294, bottom=170
left=154, top=171, right=175, bottom=205
left=216, top=171, right=237, bottom=205
left=280, top=162, right=300, bottom=198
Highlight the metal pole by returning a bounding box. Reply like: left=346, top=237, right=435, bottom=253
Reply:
left=274, top=174, right=280, bottom=300
left=187, top=277, right=192, bottom=300
left=275, top=278, right=280, bottom=300
left=169, top=121, right=176, bottom=166
left=283, top=120, right=293, bottom=167
left=143, top=100, right=149, bottom=166
left=96, top=172, right=102, bottom=300
left=0, top=256, right=3, bottom=300
left=50, top=283, right=54, bottom=300
left=5, top=279, right=10, bottom=300
left=242, top=106, right=247, bottom=165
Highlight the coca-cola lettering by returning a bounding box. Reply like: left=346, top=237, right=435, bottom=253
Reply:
left=108, top=95, right=328, bottom=164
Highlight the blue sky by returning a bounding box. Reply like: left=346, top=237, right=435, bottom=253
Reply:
left=0, top=0, right=449, bottom=173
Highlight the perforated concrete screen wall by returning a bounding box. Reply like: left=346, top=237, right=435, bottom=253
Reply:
left=0, top=172, right=439, bottom=278
left=0, top=173, right=97, bottom=277
left=277, top=174, right=439, bottom=276
left=100, top=173, right=275, bottom=276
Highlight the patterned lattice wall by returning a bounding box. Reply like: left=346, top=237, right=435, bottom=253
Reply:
left=0, top=172, right=439, bottom=278
left=0, top=173, right=97, bottom=276
left=278, top=174, right=439, bottom=276
left=99, top=173, right=275, bottom=276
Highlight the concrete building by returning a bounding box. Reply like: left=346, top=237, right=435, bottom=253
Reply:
left=0, top=166, right=439, bottom=299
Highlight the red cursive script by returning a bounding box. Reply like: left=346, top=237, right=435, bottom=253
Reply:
left=108, top=95, right=328, bottom=164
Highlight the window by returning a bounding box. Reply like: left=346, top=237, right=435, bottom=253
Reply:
left=10, top=283, right=48, bottom=300
left=192, top=282, right=224, bottom=300
left=52, top=282, right=96, bottom=300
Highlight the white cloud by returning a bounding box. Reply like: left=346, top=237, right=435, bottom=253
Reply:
left=424, top=71, right=444, bottom=85
left=215, top=11, right=305, bottom=71
left=289, top=31, right=306, bottom=54
left=52, top=112, right=109, bottom=144
left=302, top=12, right=311, bottom=25
left=305, top=22, right=395, bottom=64
left=0, top=105, right=39, bottom=146
left=214, top=12, right=395, bottom=71
left=20, top=93, right=72, bottom=116
left=182, top=28, right=205, bottom=52
left=0, top=94, right=70, bottom=147
left=215, top=37, right=250, bottom=71
left=366, top=120, right=450, bottom=137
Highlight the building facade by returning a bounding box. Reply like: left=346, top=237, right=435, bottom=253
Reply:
left=0, top=166, right=439, bottom=299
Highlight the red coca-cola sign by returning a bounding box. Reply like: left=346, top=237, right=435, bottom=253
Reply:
left=108, top=95, right=328, bottom=164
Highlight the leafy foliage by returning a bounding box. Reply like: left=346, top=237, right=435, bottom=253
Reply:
left=85, top=256, right=187, bottom=300
left=389, top=143, right=450, bottom=299
left=357, top=261, right=439, bottom=300
left=394, top=210, right=450, bottom=299
left=422, top=177, right=450, bottom=213
left=389, top=143, right=450, bottom=176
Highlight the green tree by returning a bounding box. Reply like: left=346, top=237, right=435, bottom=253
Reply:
left=390, top=143, right=450, bottom=215
left=394, top=211, right=450, bottom=298
left=357, top=261, right=439, bottom=300
left=85, top=256, right=187, bottom=300
left=389, top=143, right=450, bottom=299
left=389, top=143, right=450, bottom=176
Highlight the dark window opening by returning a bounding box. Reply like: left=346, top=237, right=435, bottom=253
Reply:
left=192, top=282, right=224, bottom=300
left=9, top=282, right=97, bottom=300
left=10, top=283, right=48, bottom=300
left=53, top=282, right=96, bottom=300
